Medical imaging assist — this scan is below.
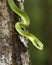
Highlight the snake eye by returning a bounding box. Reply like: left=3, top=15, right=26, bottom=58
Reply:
left=34, top=39, right=43, bottom=50
left=35, top=40, right=40, bottom=47
left=36, top=43, right=40, bottom=47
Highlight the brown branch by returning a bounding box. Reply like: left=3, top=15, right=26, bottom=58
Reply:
left=0, top=0, right=31, bottom=65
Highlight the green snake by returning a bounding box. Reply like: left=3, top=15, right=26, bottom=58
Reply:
left=8, top=0, right=43, bottom=50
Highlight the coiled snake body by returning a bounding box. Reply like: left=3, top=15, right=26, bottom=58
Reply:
left=8, top=0, right=43, bottom=50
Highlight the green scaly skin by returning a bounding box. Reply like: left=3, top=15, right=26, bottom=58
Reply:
left=8, top=0, right=44, bottom=50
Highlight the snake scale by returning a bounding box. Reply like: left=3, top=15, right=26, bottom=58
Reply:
left=8, top=0, right=43, bottom=50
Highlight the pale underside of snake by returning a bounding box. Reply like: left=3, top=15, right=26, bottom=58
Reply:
left=8, top=0, right=44, bottom=50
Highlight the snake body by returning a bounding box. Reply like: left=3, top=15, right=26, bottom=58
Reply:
left=8, top=0, right=43, bottom=50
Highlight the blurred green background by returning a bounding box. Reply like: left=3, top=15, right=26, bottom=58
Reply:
left=24, top=0, right=52, bottom=65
